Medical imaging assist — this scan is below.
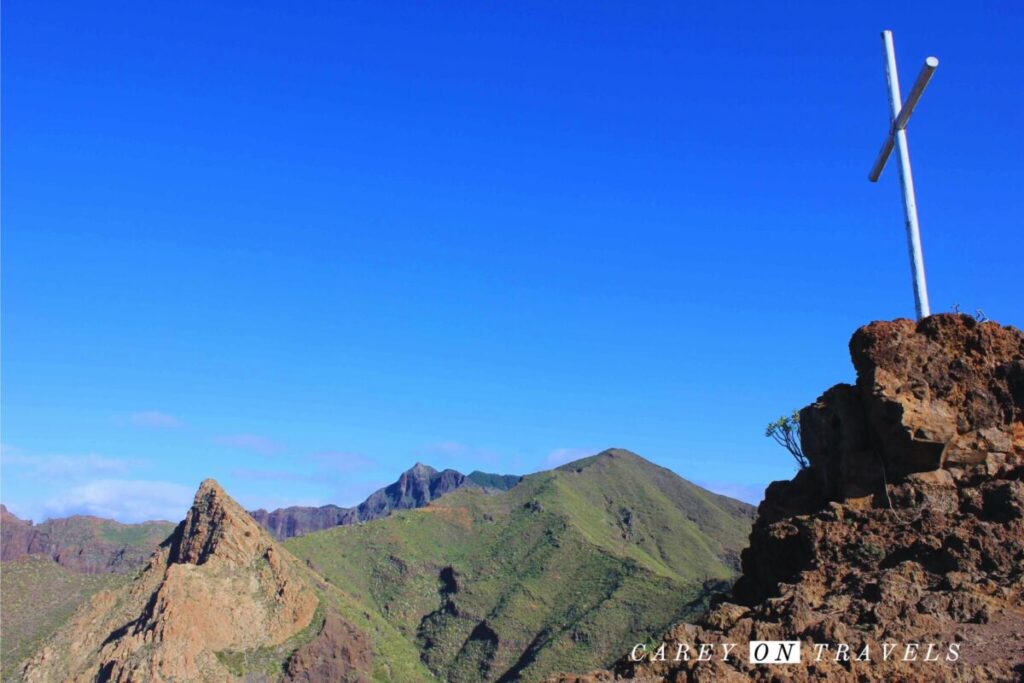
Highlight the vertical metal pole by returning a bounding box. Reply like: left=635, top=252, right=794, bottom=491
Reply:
left=882, top=30, right=931, bottom=319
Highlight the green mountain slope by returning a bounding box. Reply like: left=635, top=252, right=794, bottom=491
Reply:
left=286, top=449, right=754, bottom=682
left=0, top=557, right=130, bottom=681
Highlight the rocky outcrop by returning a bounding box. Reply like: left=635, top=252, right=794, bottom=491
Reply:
left=250, top=463, right=521, bottom=539
left=284, top=612, right=373, bottom=683
left=555, top=315, right=1024, bottom=682
left=1, top=505, right=34, bottom=561
left=360, top=462, right=467, bottom=516
left=249, top=504, right=351, bottom=540
left=0, top=505, right=174, bottom=574
left=757, top=315, right=1023, bottom=526
left=20, top=479, right=324, bottom=682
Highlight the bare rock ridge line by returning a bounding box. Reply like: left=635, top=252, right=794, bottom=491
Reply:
left=549, top=314, right=1024, bottom=683
left=249, top=463, right=522, bottom=539
left=19, top=478, right=373, bottom=682
left=0, top=505, right=175, bottom=574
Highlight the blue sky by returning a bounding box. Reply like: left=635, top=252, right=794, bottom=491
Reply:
left=2, top=1, right=1022, bottom=522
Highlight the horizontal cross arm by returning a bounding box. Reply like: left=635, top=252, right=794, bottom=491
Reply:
left=894, top=57, right=939, bottom=130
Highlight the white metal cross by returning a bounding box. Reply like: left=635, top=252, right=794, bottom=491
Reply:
left=869, top=30, right=939, bottom=320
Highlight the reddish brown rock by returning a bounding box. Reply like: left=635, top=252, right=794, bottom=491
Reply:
left=0, top=505, right=34, bottom=561
left=284, top=611, right=374, bottom=683
left=850, top=315, right=1024, bottom=479
left=0, top=505, right=174, bottom=574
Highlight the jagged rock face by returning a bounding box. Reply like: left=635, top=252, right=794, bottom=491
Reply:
left=761, top=315, right=1024, bottom=524
left=20, top=479, right=321, bottom=682
left=249, top=463, right=477, bottom=539
left=170, top=479, right=280, bottom=566
left=249, top=504, right=351, bottom=540
left=557, top=315, right=1024, bottom=682
left=850, top=316, right=1024, bottom=480
left=359, top=463, right=467, bottom=517
left=0, top=505, right=174, bottom=574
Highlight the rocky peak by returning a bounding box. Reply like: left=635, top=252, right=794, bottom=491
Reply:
left=367, top=463, right=468, bottom=513
left=169, top=478, right=271, bottom=567
left=397, top=462, right=439, bottom=492
left=21, top=479, right=321, bottom=683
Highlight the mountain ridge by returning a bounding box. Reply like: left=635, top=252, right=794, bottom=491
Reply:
left=8, top=449, right=753, bottom=682
left=249, top=463, right=522, bottom=539
left=286, top=448, right=754, bottom=681
left=0, top=505, right=175, bottom=574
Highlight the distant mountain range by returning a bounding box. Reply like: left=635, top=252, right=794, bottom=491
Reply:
left=4, top=449, right=754, bottom=682
left=0, top=505, right=175, bottom=574
left=285, top=448, right=755, bottom=682
left=249, top=464, right=522, bottom=539
left=0, top=464, right=522, bottom=573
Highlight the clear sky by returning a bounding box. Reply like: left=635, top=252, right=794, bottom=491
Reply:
left=2, top=1, right=1022, bottom=522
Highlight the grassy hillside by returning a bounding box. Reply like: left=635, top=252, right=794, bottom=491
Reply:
left=0, top=556, right=130, bottom=681
left=286, top=449, right=753, bottom=682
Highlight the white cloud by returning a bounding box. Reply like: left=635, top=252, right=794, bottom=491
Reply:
left=129, top=411, right=182, bottom=429
left=214, top=434, right=282, bottom=455
left=2, top=451, right=140, bottom=478
left=544, top=447, right=593, bottom=468
left=44, top=479, right=195, bottom=523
